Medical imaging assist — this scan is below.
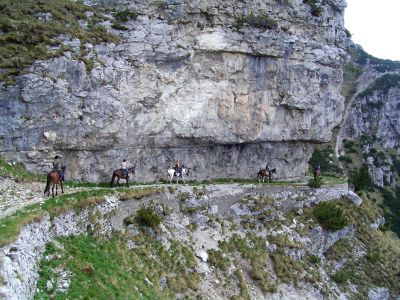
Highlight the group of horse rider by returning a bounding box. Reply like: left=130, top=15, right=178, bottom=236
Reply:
left=52, top=156, right=321, bottom=182
left=51, top=156, right=186, bottom=181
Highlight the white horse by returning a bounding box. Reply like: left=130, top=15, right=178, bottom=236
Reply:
left=167, top=168, right=189, bottom=184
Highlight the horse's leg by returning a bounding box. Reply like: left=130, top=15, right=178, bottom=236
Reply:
left=61, top=180, right=64, bottom=194
left=117, top=178, right=120, bottom=186
left=126, top=177, right=129, bottom=188
left=51, top=184, right=55, bottom=197
left=110, top=174, right=115, bottom=187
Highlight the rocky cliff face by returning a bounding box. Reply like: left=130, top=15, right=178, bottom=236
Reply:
left=0, top=0, right=348, bottom=181
left=338, top=45, right=400, bottom=187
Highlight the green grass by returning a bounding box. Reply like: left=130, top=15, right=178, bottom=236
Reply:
left=0, top=187, right=162, bottom=247
left=313, top=201, right=348, bottom=231
left=0, top=155, right=45, bottom=181
left=235, top=12, right=278, bottom=30
left=0, top=0, right=119, bottom=82
left=35, top=233, right=200, bottom=299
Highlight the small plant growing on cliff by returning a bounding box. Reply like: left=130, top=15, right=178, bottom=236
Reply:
left=313, top=202, right=348, bottom=231
left=349, top=165, right=372, bottom=192
left=235, top=12, right=278, bottom=30
left=303, top=0, right=322, bottom=16
left=134, top=205, right=161, bottom=229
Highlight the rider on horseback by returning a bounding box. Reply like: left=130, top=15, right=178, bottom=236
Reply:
left=265, top=161, right=271, bottom=172
left=121, top=159, right=128, bottom=177
left=52, top=155, right=65, bottom=181
left=174, top=160, right=183, bottom=177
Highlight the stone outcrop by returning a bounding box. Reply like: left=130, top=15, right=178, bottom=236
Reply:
left=0, top=0, right=348, bottom=181
left=338, top=45, right=400, bottom=187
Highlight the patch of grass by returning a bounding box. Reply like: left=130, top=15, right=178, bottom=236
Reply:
left=331, top=269, right=353, bottom=284
left=0, top=155, right=45, bottom=181
left=134, top=205, right=162, bottom=229
left=303, top=0, right=322, bottom=16
left=358, top=74, right=400, bottom=99
left=313, top=201, right=348, bottom=231
left=235, top=12, right=278, bottom=30
left=0, top=0, right=120, bottom=82
left=0, top=187, right=163, bottom=247
left=207, top=249, right=231, bottom=271
left=231, top=269, right=251, bottom=300
left=35, top=233, right=199, bottom=299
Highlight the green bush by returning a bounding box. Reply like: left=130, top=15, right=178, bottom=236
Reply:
left=313, top=202, right=348, bottom=231
left=134, top=206, right=162, bottom=229
left=308, top=146, right=342, bottom=176
left=235, top=13, right=277, bottom=30
left=114, top=9, right=138, bottom=22
left=331, top=270, right=353, bottom=284
left=308, top=176, right=323, bottom=188
left=349, top=165, right=372, bottom=192
left=207, top=249, right=230, bottom=271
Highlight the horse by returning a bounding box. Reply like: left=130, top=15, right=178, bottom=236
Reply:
left=167, top=168, right=190, bottom=184
left=313, top=168, right=321, bottom=179
left=257, top=168, right=276, bottom=183
left=110, top=165, right=136, bottom=187
left=44, top=166, right=66, bottom=197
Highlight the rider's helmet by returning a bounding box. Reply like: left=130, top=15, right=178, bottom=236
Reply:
left=123, top=159, right=126, bottom=162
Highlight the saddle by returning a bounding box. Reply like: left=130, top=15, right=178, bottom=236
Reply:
left=121, top=169, right=128, bottom=177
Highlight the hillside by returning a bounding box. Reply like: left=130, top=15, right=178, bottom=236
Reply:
left=0, top=166, right=399, bottom=299
left=1, top=0, right=400, bottom=299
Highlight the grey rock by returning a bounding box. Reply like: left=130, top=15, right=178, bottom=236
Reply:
left=343, top=191, right=363, bottom=206
left=0, top=0, right=348, bottom=183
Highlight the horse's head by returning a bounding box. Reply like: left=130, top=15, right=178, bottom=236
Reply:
left=128, top=166, right=135, bottom=174
left=270, top=168, right=276, bottom=174
left=61, top=165, right=66, bottom=172
left=183, top=168, right=190, bottom=176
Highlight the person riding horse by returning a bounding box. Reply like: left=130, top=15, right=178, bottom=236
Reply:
left=121, top=159, right=128, bottom=177
left=52, top=155, right=65, bottom=181
left=313, top=164, right=321, bottom=179
left=174, top=160, right=183, bottom=177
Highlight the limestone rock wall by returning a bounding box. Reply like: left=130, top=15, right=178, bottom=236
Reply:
left=0, top=0, right=348, bottom=181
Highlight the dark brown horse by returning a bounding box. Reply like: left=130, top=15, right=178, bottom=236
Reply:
left=110, top=165, right=136, bottom=187
left=313, top=168, right=321, bottom=179
left=44, top=166, right=66, bottom=197
left=257, top=168, right=276, bottom=183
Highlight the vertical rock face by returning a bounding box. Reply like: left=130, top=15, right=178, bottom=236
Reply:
left=0, top=0, right=348, bottom=181
left=339, top=45, right=400, bottom=187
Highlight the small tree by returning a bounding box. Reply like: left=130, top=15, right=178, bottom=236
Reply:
left=313, top=202, right=348, bottom=231
left=349, top=165, right=372, bottom=192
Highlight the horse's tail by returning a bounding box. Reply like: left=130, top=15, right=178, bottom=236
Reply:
left=44, top=173, right=50, bottom=196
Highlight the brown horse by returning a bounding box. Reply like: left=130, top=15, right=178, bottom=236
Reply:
left=313, top=168, right=321, bottom=179
left=110, top=165, right=136, bottom=187
left=44, top=166, right=66, bottom=197
left=257, top=168, right=276, bottom=183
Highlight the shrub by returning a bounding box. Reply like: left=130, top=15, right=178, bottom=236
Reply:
left=114, top=9, right=138, bottom=22
left=235, top=13, right=277, bottom=30
left=134, top=206, right=162, bottom=229
left=308, top=146, right=342, bottom=176
left=207, top=249, right=230, bottom=271
left=308, top=176, right=323, bottom=188
left=349, top=165, right=372, bottom=192
left=331, top=270, right=353, bottom=284
left=313, top=202, right=348, bottom=231
left=309, top=255, right=321, bottom=265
